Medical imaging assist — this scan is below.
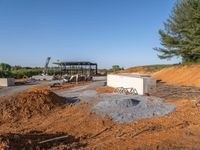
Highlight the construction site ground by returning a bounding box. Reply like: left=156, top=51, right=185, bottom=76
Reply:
left=0, top=77, right=200, bottom=149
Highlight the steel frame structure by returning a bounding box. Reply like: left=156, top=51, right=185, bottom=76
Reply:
left=53, top=61, right=98, bottom=76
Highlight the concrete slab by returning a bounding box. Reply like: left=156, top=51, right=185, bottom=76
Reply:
left=107, top=73, right=156, bottom=95
left=31, top=75, right=54, bottom=81
left=92, top=76, right=107, bottom=81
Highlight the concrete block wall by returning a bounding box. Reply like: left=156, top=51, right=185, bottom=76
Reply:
left=0, top=78, right=15, bottom=87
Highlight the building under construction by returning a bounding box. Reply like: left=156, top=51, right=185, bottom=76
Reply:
left=53, top=61, right=98, bottom=76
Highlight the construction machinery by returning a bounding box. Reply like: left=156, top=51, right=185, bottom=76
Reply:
left=32, top=57, right=54, bottom=81
left=43, top=57, right=51, bottom=75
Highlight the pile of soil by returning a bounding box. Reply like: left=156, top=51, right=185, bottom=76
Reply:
left=114, top=65, right=172, bottom=74
left=0, top=89, right=65, bottom=123
left=96, top=86, right=114, bottom=94
left=153, top=65, right=200, bottom=87
left=114, top=66, right=150, bottom=74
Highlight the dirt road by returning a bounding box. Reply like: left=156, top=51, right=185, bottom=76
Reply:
left=0, top=81, right=55, bottom=97
left=0, top=80, right=105, bottom=98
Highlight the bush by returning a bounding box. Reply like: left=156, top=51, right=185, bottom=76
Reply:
left=0, top=71, right=13, bottom=78
left=11, top=69, right=42, bottom=79
left=0, top=63, right=11, bottom=71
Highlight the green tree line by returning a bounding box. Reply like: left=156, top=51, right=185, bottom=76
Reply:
left=0, top=63, right=43, bottom=78
left=0, top=62, right=124, bottom=78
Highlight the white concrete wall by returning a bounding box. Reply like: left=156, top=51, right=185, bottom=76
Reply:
left=92, top=76, right=107, bottom=81
left=107, top=74, right=144, bottom=95
left=107, top=74, right=156, bottom=95
left=0, top=78, right=15, bottom=87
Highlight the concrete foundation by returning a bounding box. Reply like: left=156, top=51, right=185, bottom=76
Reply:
left=107, top=73, right=156, bottom=95
left=31, top=75, right=54, bottom=81
left=92, top=76, right=107, bottom=81
left=0, top=78, right=15, bottom=87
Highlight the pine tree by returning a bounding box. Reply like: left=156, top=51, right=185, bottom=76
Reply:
left=154, top=0, right=200, bottom=63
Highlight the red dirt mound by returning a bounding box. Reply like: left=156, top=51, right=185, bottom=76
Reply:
left=152, top=65, right=200, bottom=87
left=114, top=66, right=149, bottom=74
left=96, top=86, right=114, bottom=93
left=0, top=89, right=65, bottom=123
left=28, top=82, right=90, bottom=91
left=0, top=99, right=200, bottom=149
left=114, top=65, right=172, bottom=74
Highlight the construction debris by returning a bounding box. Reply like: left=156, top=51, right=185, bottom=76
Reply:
left=113, top=87, right=138, bottom=95
left=31, top=75, right=54, bottom=81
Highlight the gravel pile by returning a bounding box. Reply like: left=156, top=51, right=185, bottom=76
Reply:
left=92, top=93, right=176, bottom=123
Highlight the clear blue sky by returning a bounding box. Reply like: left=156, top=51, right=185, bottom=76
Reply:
left=0, top=0, right=179, bottom=69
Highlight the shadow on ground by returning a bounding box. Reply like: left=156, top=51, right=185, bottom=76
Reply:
left=65, top=97, right=80, bottom=104
left=0, top=131, right=87, bottom=150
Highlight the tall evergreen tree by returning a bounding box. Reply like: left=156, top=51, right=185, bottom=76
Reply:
left=154, top=0, right=200, bottom=63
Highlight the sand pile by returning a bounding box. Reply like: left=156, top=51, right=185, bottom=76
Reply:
left=0, top=89, right=65, bottom=123
left=92, top=94, right=176, bottom=123
left=153, top=65, right=200, bottom=87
